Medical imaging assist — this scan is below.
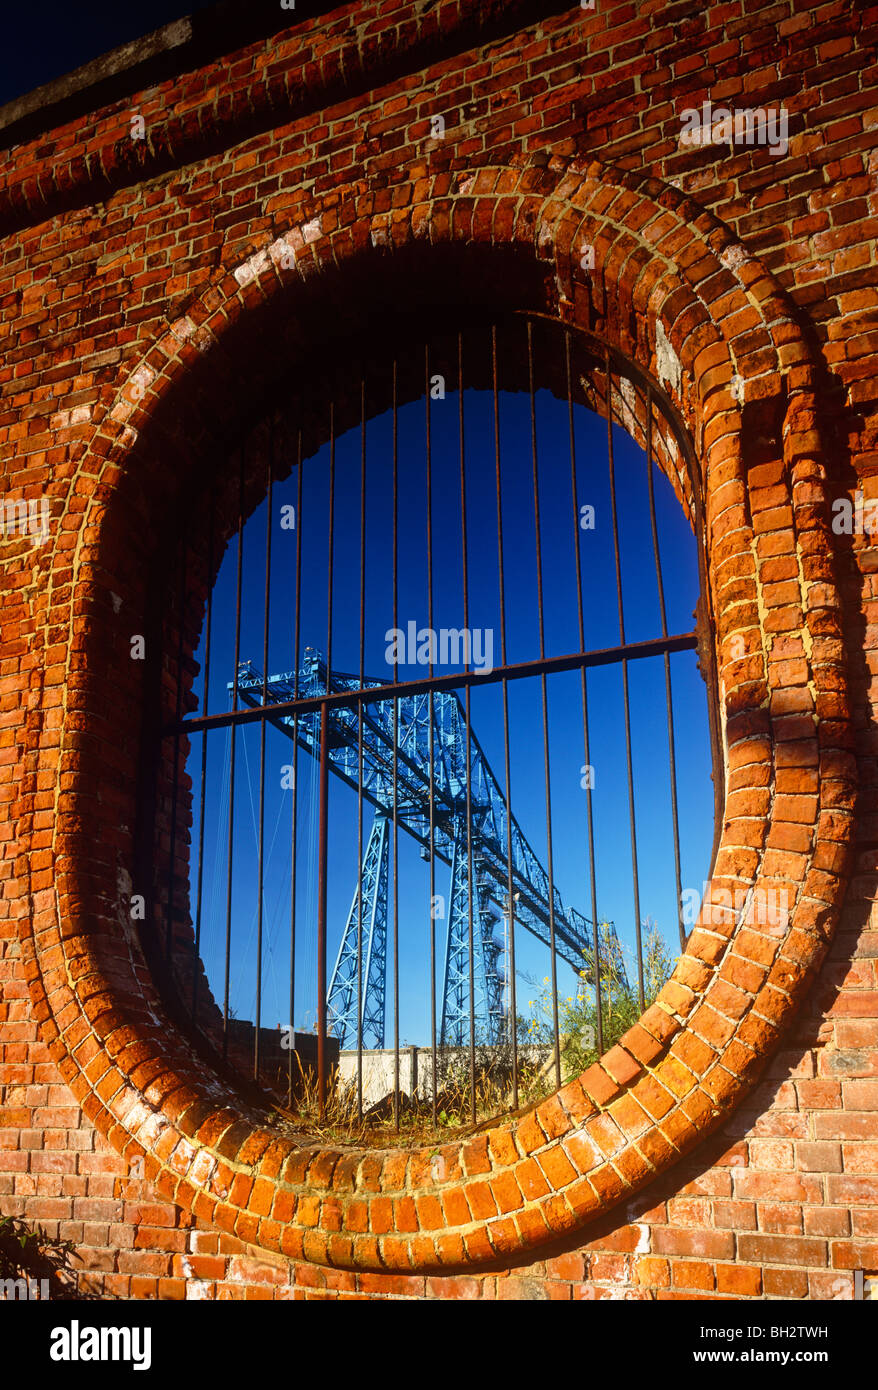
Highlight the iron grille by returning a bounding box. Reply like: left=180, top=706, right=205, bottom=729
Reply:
left=155, top=311, right=721, bottom=1127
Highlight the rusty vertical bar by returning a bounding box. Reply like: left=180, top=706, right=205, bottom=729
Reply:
left=528, top=319, right=561, bottom=1091
left=357, top=369, right=367, bottom=1122
left=165, top=534, right=187, bottom=966
left=392, top=356, right=400, bottom=1130
left=464, top=684, right=476, bottom=1126
left=458, top=329, right=477, bottom=1124
left=223, top=446, right=245, bottom=1061
left=605, top=347, right=645, bottom=1011
left=326, top=400, right=335, bottom=696
left=316, top=698, right=330, bottom=1119
left=288, top=428, right=303, bottom=1105
left=356, top=702, right=364, bottom=1121
left=644, top=387, right=686, bottom=952
left=492, top=322, right=519, bottom=1104
left=294, top=428, right=304, bottom=700
left=565, top=328, right=602, bottom=1054
left=192, top=488, right=214, bottom=1022
left=425, top=338, right=438, bottom=1126
left=323, top=395, right=336, bottom=1101
left=254, top=426, right=273, bottom=1080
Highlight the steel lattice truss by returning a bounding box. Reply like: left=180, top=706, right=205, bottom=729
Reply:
left=235, top=651, right=625, bottom=1049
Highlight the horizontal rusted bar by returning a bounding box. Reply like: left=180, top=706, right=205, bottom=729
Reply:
left=169, top=631, right=699, bottom=737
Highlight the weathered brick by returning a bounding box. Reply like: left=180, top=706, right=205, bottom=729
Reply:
left=2, top=0, right=875, bottom=1308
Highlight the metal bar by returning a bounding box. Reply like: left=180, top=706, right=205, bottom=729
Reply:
left=392, top=356, right=400, bottom=1130
left=529, top=319, right=561, bottom=1090
left=528, top=320, right=546, bottom=666
left=288, top=716, right=299, bottom=1107
left=606, top=351, right=626, bottom=650
left=523, top=308, right=723, bottom=869
left=165, top=535, right=187, bottom=964
left=459, top=328, right=469, bottom=646
left=294, top=428, right=304, bottom=700
left=223, top=447, right=245, bottom=1060
left=426, top=338, right=438, bottom=1126
left=465, top=683, right=476, bottom=1125
left=540, top=671, right=561, bottom=1089
left=360, top=374, right=367, bottom=690
left=317, top=698, right=330, bottom=1119
left=665, top=663, right=685, bottom=955
left=356, top=702, right=364, bottom=1121
left=458, top=329, right=477, bottom=1124
left=326, top=400, right=335, bottom=695
left=192, top=489, right=214, bottom=1021
left=512, top=312, right=701, bottom=478
left=493, top=321, right=518, bottom=1105
left=288, top=428, right=303, bottom=1106
left=644, top=386, right=686, bottom=952
left=175, top=632, right=699, bottom=735
left=646, top=387, right=669, bottom=643
left=605, top=348, right=645, bottom=1011
left=192, top=730, right=208, bottom=1021
left=357, top=369, right=367, bottom=1121
left=392, top=699, right=399, bottom=1130
left=324, top=394, right=336, bottom=1102
left=566, top=328, right=602, bottom=1053
left=254, top=430, right=273, bottom=1079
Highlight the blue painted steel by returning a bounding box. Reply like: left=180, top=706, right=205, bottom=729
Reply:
left=326, top=812, right=389, bottom=1048
left=234, top=651, right=625, bottom=1047
left=440, top=832, right=508, bottom=1046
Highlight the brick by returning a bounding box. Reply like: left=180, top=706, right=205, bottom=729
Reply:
left=716, top=1263, right=762, bottom=1296
left=763, top=1267, right=809, bottom=1298
left=796, top=1141, right=842, bottom=1172
left=653, top=1228, right=734, bottom=1260
left=737, top=1235, right=827, bottom=1266
left=2, top=0, right=876, bottom=1309
left=827, top=1175, right=878, bottom=1204
left=842, top=1078, right=878, bottom=1109
left=671, top=1261, right=714, bottom=1291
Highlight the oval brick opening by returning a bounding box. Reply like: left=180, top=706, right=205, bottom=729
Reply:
left=23, top=161, right=855, bottom=1272
left=149, top=300, right=720, bottom=1101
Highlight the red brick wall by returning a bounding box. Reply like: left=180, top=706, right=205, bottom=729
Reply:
left=1, top=0, right=877, bottom=1299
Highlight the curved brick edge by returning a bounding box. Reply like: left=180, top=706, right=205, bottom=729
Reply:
left=0, top=0, right=564, bottom=237
left=17, top=158, right=855, bottom=1273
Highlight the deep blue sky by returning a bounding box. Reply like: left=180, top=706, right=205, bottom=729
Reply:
left=187, top=379, right=716, bottom=1045
left=1, top=1, right=216, bottom=107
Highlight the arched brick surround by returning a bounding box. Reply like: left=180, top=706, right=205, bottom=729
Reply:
left=15, top=156, right=855, bottom=1275
left=4, top=0, right=878, bottom=1301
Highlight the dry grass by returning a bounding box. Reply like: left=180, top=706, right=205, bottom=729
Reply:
left=266, top=1054, right=554, bottom=1150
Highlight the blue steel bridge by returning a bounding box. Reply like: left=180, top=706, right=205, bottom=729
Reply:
left=233, top=650, right=625, bottom=1050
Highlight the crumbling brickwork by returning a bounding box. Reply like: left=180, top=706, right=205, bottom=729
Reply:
left=1, top=0, right=877, bottom=1299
